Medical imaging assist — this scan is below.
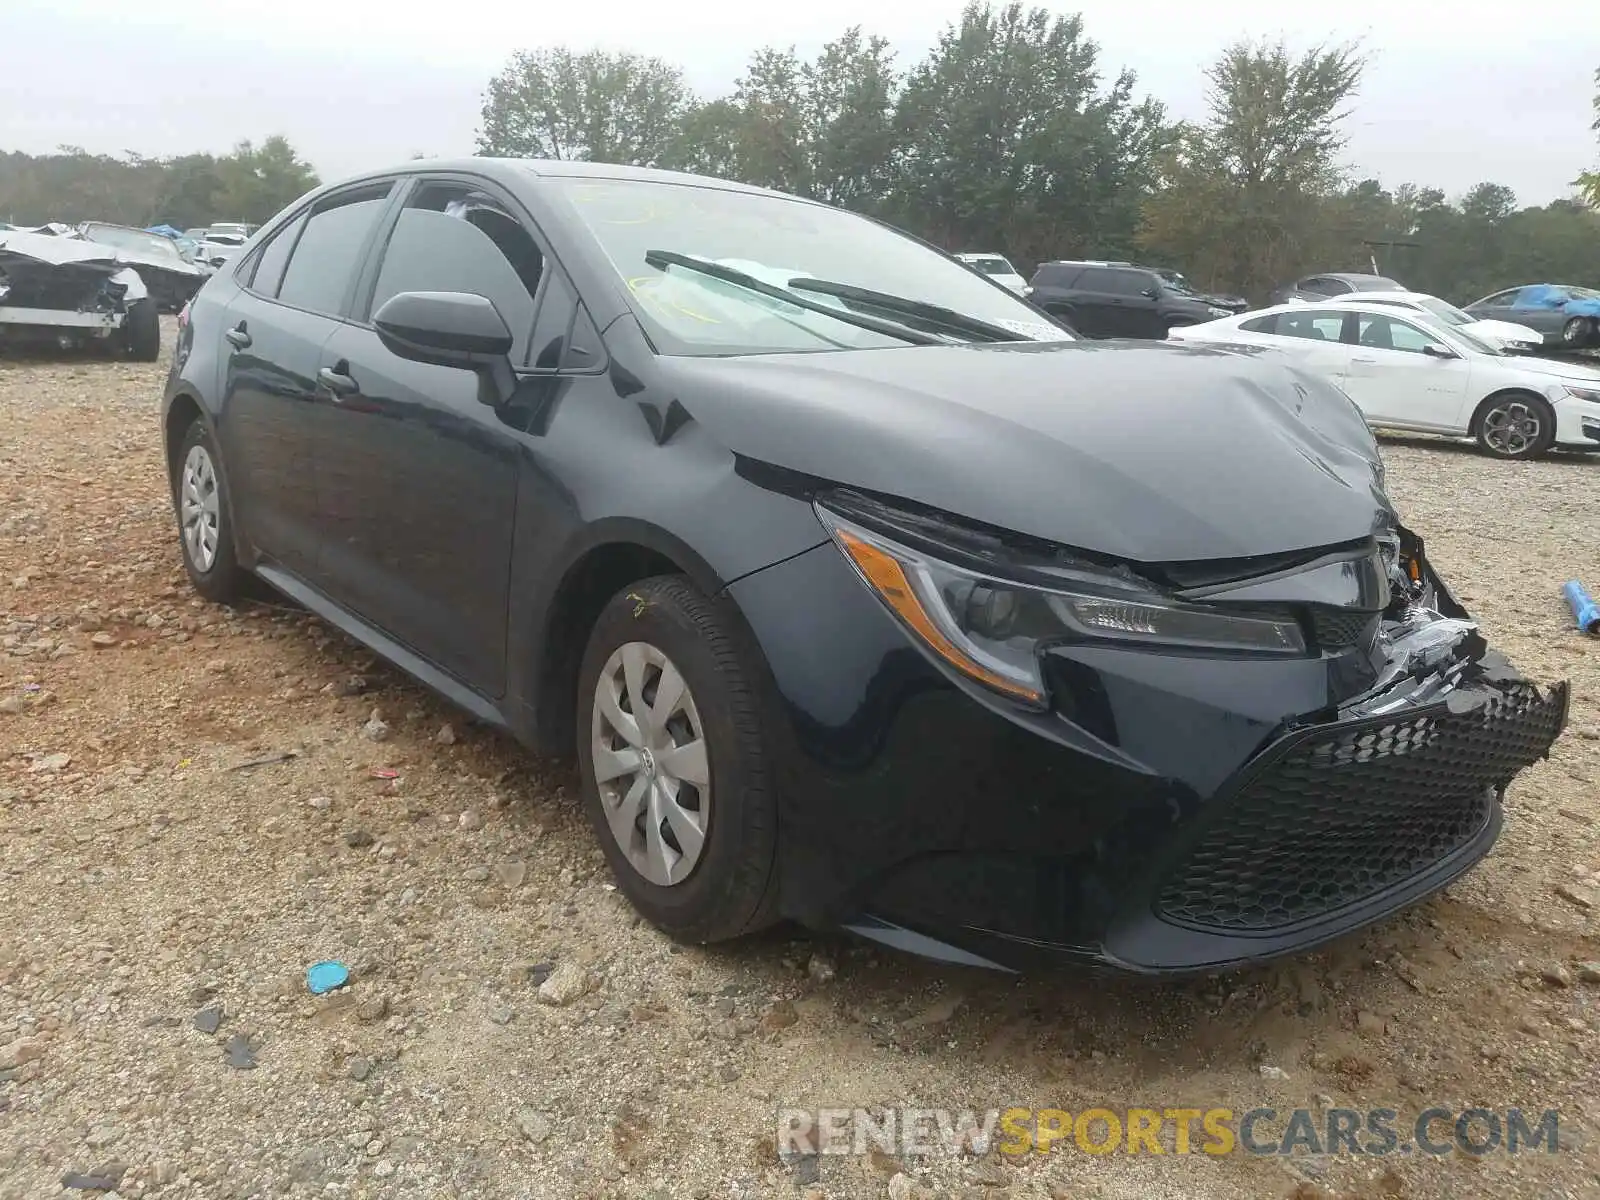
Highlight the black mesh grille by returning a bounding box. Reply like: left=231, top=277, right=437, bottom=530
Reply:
left=1309, top=606, right=1380, bottom=650
left=1156, top=680, right=1567, bottom=932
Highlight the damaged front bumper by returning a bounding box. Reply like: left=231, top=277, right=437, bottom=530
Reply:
left=728, top=521, right=1570, bottom=975
left=0, top=229, right=148, bottom=349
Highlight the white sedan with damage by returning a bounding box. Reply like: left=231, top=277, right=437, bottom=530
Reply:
left=1168, top=301, right=1600, bottom=459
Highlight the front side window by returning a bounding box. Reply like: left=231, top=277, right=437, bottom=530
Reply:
left=554, top=176, right=1066, bottom=355
left=246, top=213, right=305, bottom=298
left=1357, top=314, right=1442, bottom=354
left=275, top=184, right=393, bottom=316
left=366, top=182, right=545, bottom=361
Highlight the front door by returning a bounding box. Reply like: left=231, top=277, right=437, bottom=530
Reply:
left=312, top=178, right=550, bottom=695
left=1341, top=312, right=1474, bottom=431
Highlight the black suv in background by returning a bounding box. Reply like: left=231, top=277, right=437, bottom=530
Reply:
left=1025, top=261, right=1236, bottom=338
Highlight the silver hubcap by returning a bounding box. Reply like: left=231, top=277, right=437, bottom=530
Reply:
left=590, top=641, right=710, bottom=886
left=1482, top=402, right=1541, bottom=456
left=179, top=444, right=221, bottom=571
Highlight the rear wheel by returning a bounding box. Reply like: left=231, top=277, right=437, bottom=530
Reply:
left=1473, top=392, right=1557, bottom=459
left=124, top=299, right=160, bottom=361
left=174, top=420, right=247, bottom=602
left=576, top=575, right=778, bottom=943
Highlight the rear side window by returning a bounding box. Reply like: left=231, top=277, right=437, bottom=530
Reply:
left=246, top=214, right=304, bottom=298
left=276, top=184, right=394, bottom=317
left=1240, top=314, right=1277, bottom=334
left=1078, top=268, right=1149, bottom=295
left=1279, top=310, right=1346, bottom=341
left=366, top=182, right=545, bottom=362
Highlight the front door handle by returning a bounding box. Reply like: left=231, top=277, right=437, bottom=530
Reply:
left=318, top=366, right=358, bottom=397
left=1351, top=356, right=1378, bottom=364
left=224, top=323, right=251, bottom=350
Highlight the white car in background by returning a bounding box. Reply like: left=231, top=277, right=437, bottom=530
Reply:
left=954, top=252, right=1028, bottom=294
left=1319, top=289, right=1542, bottom=352
left=1167, top=301, right=1600, bottom=459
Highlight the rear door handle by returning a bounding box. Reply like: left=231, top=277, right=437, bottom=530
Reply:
left=224, top=323, right=251, bottom=350
left=318, top=366, right=358, bottom=397
left=1351, top=356, right=1377, bottom=364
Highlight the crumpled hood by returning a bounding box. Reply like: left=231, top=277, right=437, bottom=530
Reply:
left=656, top=338, right=1394, bottom=563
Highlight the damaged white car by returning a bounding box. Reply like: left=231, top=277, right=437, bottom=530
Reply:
left=0, top=228, right=162, bottom=360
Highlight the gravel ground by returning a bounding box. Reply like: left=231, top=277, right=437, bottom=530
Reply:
left=1, top=326, right=1598, bottom=1200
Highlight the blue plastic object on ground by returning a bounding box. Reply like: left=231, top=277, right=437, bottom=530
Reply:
left=1563, top=580, right=1600, bottom=635
left=306, top=961, right=350, bottom=995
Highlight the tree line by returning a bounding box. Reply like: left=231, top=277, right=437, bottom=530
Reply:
left=0, top=136, right=319, bottom=231
left=3, top=4, right=1596, bottom=307
left=477, top=3, right=1600, bottom=304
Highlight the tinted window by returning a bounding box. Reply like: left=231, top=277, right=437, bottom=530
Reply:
left=1299, top=277, right=1346, bottom=297
left=1240, top=314, right=1278, bottom=334
left=1356, top=314, right=1441, bottom=354
left=247, top=213, right=304, bottom=297
left=1279, top=310, right=1346, bottom=341
left=1076, top=267, right=1146, bottom=294
left=1348, top=276, right=1402, bottom=292
left=367, top=183, right=544, bottom=360
left=276, top=184, right=393, bottom=316
left=1479, top=290, right=1519, bottom=307
left=1032, top=264, right=1078, bottom=288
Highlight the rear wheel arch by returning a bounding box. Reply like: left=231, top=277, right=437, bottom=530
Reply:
left=163, top=393, right=207, bottom=489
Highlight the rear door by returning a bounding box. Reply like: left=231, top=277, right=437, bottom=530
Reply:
left=215, top=182, right=395, bottom=578
left=312, top=175, right=553, bottom=695
left=1341, top=312, right=1474, bottom=431
left=1250, top=309, right=1356, bottom=380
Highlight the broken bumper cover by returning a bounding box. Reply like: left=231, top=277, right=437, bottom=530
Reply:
left=1108, top=659, right=1569, bottom=972
left=730, top=534, right=1570, bottom=976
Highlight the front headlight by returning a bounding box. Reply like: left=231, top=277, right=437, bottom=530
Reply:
left=1563, top=384, right=1600, bottom=404
left=815, top=503, right=1307, bottom=707
left=1207, top=305, right=1231, bottom=317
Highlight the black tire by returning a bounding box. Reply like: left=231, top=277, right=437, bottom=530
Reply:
left=1472, top=392, right=1557, bottom=460
left=575, top=575, right=778, bottom=943
left=173, top=419, right=247, bottom=602
left=125, top=299, right=160, bottom=361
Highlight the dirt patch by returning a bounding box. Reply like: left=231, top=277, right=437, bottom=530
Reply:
left=0, top=332, right=1596, bottom=1199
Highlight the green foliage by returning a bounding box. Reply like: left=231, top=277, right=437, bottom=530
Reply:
left=0, top=136, right=318, bottom=228
left=477, top=48, right=693, bottom=166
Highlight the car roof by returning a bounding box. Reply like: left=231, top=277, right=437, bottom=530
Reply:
left=306, top=157, right=801, bottom=205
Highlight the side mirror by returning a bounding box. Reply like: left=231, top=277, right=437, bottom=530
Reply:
left=1141, top=286, right=1159, bottom=299
left=210, top=256, right=227, bottom=268
left=1422, top=342, right=1456, bottom=360
left=373, top=290, right=516, bottom=404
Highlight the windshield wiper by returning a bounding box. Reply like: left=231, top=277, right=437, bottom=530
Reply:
left=785, top=277, right=1026, bottom=343
left=642, top=250, right=939, bottom=346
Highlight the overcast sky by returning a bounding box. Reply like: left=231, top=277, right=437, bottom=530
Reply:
left=6, top=0, right=1595, bottom=207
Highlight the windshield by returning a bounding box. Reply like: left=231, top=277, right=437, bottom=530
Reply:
left=1570, top=286, right=1600, bottom=301
left=553, top=177, right=1067, bottom=355
left=1157, top=270, right=1198, bottom=296
left=82, top=225, right=181, bottom=259
left=1414, top=296, right=1473, bottom=326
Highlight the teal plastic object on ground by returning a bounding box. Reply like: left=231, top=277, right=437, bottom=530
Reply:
left=306, top=961, right=350, bottom=994
left=1563, top=580, right=1600, bottom=635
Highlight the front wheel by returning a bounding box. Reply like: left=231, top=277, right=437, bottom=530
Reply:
left=1473, top=393, right=1557, bottom=460
left=1561, top=317, right=1594, bottom=347
left=124, top=299, right=160, bottom=361
left=576, top=575, right=778, bottom=943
